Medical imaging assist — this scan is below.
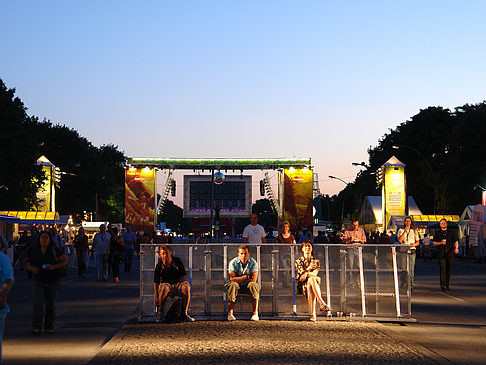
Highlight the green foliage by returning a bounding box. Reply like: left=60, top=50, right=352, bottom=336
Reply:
left=329, top=103, right=486, bottom=218
left=0, top=79, right=126, bottom=221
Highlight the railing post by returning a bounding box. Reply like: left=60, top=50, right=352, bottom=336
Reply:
left=325, top=245, right=331, bottom=312
left=291, top=244, right=296, bottom=315
left=358, top=246, right=366, bottom=317
left=407, top=246, right=412, bottom=317
left=271, top=247, right=279, bottom=316
left=223, top=245, right=228, bottom=315
left=339, top=246, right=347, bottom=314
left=204, top=249, right=212, bottom=316
left=392, top=246, right=401, bottom=318
left=375, top=246, right=379, bottom=315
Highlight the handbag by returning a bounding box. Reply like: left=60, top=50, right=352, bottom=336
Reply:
left=51, top=246, right=68, bottom=278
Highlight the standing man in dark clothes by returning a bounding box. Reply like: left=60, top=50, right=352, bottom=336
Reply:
left=433, top=218, right=459, bottom=291
left=154, top=246, right=194, bottom=322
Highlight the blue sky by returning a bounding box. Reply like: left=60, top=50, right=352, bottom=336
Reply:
left=1, top=1, right=485, bottom=199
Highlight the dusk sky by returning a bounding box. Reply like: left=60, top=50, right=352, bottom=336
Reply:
left=2, top=1, right=485, bottom=201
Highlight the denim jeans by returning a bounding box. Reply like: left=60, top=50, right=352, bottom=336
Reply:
left=96, top=254, right=109, bottom=280
left=32, top=280, right=59, bottom=330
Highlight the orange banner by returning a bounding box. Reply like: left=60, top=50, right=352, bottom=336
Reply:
left=283, top=168, right=313, bottom=232
left=125, top=167, right=156, bottom=230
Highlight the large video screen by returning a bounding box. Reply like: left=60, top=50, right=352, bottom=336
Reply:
left=183, top=175, right=252, bottom=217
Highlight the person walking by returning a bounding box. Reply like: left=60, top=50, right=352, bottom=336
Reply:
left=92, top=224, right=111, bottom=281
left=73, top=227, right=89, bottom=277
left=121, top=225, right=136, bottom=272
left=433, top=218, right=459, bottom=291
left=397, top=216, right=420, bottom=289
left=109, top=227, right=125, bottom=283
left=26, top=231, right=68, bottom=334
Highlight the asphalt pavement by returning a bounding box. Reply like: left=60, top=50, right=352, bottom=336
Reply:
left=3, top=253, right=485, bottom=364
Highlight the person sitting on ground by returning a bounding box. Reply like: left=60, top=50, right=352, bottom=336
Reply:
left=153, top=246, right=194, bottom=322
left=295, top=241, right=331, bottom=322
left=225, top=245, right=260, bottom=321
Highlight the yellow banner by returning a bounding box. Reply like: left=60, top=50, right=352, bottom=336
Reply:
left=384, top=165, right=406, bottom=230
left=36, top=166, right=52, bottom=211
left=125, top=167, right=156, bottom=230
left=283, top=168, right=313, bottom=231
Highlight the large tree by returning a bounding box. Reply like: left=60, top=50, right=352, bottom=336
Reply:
left=0, top=79, right=126, bottom=221
left=326, top=103, right=486, bottom=219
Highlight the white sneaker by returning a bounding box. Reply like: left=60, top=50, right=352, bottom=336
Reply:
left=227, top=314, right=236, bottom=321
left=250, top=314, right=259, bottom=321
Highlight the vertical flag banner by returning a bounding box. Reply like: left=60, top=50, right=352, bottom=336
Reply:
left=283, top=168, right=313, bottom=231
left=125, top=167, right=156, bottom=231
left=382, top=156, right=406, bottom=232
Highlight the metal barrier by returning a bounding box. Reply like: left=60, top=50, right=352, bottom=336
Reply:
left=139, top=243, right=414, bottom=321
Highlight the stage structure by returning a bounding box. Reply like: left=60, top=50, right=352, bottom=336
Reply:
left=125, top=158, right=313, bottom=236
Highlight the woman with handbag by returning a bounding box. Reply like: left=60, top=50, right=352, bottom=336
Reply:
left=27, top=231, right=67, bottom=334
left=109, top=227, right=125, bottom=283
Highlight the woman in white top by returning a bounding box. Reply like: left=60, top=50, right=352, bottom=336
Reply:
left=397, top=216, right=420, bottom=289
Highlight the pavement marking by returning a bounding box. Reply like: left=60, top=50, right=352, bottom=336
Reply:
left=439, top=292, right=465, bottom=302
left=420, top=288, right=466, bottom=302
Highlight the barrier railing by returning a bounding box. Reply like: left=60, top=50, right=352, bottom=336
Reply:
left=139, top=243, right=413, bottom=321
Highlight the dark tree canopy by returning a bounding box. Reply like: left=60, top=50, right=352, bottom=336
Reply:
left=320, top=103, right=486, bottom=221
left=0, top=79, right=126, bottom=221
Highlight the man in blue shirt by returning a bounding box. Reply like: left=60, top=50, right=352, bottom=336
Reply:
left=225, top=245, right=260, bottom=321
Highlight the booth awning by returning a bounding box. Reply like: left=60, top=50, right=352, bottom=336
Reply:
left=0, top=211, right=60, bottom=224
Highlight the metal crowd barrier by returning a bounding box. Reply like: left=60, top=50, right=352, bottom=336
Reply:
left=139, top=243, right=414, bottom=322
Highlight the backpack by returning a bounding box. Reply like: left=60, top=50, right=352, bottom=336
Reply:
left=162, top=296, right=183, bottom=323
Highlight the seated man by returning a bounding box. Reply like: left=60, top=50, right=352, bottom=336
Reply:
left=154, top=245, right=194, bottom=322
left=224, top=245, right=260, bottom=321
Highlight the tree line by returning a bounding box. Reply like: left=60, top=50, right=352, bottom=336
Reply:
left=315, top=103, right=486, bottom=223
left=0, top=79, right=125, bottom=222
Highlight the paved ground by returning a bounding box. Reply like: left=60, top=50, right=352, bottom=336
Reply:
left=3, top=255, right=485, bottom=364
left=3, top=256, right=139, bottom=365
left=90, top=320, right=435, bottom=365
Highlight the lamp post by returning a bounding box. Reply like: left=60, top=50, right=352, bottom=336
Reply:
left=329, top=175, right=350, bottom=224
left=392, top=144, right=436, bottom=215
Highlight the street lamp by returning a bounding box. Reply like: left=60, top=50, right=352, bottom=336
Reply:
left=352, top=162, right=369, bottom=168
left=328, top=175, right=350, bottom=186
left=392, top=144, right=436, bottom=215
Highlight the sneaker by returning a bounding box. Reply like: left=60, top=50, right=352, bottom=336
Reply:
left=250, top=314, right=259, bottom=321
left=227, top=314, right=236, bottom=321
left=184, top=313, right=195, bottom=322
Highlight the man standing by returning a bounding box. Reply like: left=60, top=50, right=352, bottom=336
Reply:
left=433, top=219, right=459, bottom=291
left=225, top=245, right=260, bottom=321
left=91, top=224, right=111, bottom=281
left=242, top=214, right=266, bottom=244
left=154, top=246, right=194, bottom=322
left=121, top=225, right=137, bottom=272
left=342, top=220, right=367, bottom=287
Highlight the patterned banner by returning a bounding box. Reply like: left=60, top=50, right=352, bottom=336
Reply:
left=283, top=168, right=313, bottom=232
left=125, top=167, right=156, bottom=231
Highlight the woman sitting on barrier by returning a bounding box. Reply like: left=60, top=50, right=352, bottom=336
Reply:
left=295, top=241, right=331, bottom=321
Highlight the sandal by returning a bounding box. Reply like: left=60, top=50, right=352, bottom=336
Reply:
left=309, top=315, right=317, bottom=322
left=320, top=304, right=332, bottom=312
